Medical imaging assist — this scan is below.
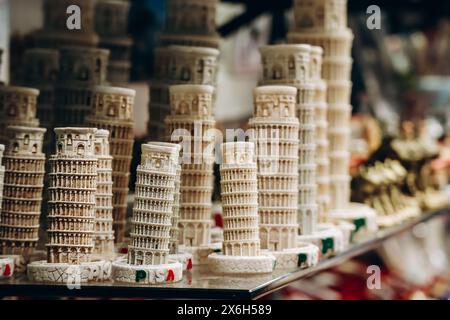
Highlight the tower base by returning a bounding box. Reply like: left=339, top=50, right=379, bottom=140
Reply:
left=297, top=224, right=345, bottom=258
left=328, top=202, right=379, bottom=242
left=263, top=242, right=320, bottom=270
left=27, top=260, right=112, bottom=283
left=112, top=258, right=183, bottom=284
left=207, top=253, right=276, bottom=274
left=0, top=257, right=14, bottom=279
left=180, top=243, right=222, bottom=265
left=168, top=252, right=193, bottom=271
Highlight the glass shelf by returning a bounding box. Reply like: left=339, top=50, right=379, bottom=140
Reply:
left=0, top=208, right=448, bottom=300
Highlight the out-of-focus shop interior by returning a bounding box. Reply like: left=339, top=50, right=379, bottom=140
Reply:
left=0, top=0, right=449, bottom=300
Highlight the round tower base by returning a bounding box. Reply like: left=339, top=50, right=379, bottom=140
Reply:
left=27, top=260, right=112, bottom=283
left=207, top=253, right=276, bottom=274
left=262, top=243, right=320, bottom=270
left=0, top=257, right=14, bottom=279
left=328, top=202, right=379, bottom=242
left=297, top=224, right=346, bottom=258
left=180, top=243, right=222, bottom=265
left=168, top=252, right=193, bottom=271
left=112, top=258, right=183, bottom=284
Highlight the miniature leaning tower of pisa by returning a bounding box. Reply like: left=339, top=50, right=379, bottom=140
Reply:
left=112, top=143, right=183, bottom=284
left=27, top=128, right=111, bottom=283
left=165, top=84, right=217, bottom=264
left=55, top=47, right=109, bottom=127
left=159, top=0, right=221, bottom=49
left=0, top=145, right=6, bottom=248
left=34, top=0, right=99, bottom=48
left=0, top=86, right=40, bottom=145
left=95, top=0, right=133, bottom=84
left=87, top=86, right=136, bottom=243
left=0, top=126, right=46, bottom=256
left=93, top=129, right=115, bottom=257
left=288, top=0, right=378, bottom=236
left=208, top=142, right=275, bottom=274
left=310, top=47, right=331, bottom=222
left=148, top=46, right=219, bottom=141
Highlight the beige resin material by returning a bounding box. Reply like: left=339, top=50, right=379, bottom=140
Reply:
left=0, top=86, right=40, bottom=144
left=288, top=0, right=354, bottom=212
left=249, top=86, right=299, bottom=251
left=46, top=127, right=98, bottom=264
left=34, top=0, right=99, bottom=48
left=148, top=46, right=219, bottom=141
left=260, top=44, right=318, bottom=236
left=128, top=143, right=178, bottom=265
left=159, top=0, right=220, bottom=49
left=86, top=86, right=136, bottom=243
left=208, top=142, right=275, bottom=274
left=0, top=126, right=46, bottom=256
left=95, top=0, right=133, bottom=84
left=165, top=85, right=216, bottom=247
left=0, top=146, right=5, bottom=248
left=93, top=129, right=115, bottom=256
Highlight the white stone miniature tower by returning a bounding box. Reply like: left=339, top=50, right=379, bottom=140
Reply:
left=288, top=0, right=378, bottom=236
left=165, top=84, right=217, bottom=264
left=0, top=86, right=40, bottom=144
left=159, top=0, right=220, bottom=49
left=95, top=0, right=133, bottom=84
left=93, top=129, right=115, bottom=257
left=208, top=142, right=275, bottom=274
left=310, top=46, right=331, bottom=222
left=148, top=46, right=219, bottom=141
left=260, top=44, right=345, bottom=256
left=87, top=86, right=136, bottom=243
left=34, top=0, right=99, bottom=48
left=0, top=126, right=46, bottom=256
left=55, top=47, right=109, bottom=127
left=112, top=143, right=183, bottom=284
left=249, top=86, right=299, bottom=250
left=27, top=128, right=111, bottom=283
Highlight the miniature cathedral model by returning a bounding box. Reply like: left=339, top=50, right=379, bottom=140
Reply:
left=208, top=142, right=275, bottom=274
left=27, top=128, right=111, bottom=283
left=0, top=126, right=46, bottom=256
left=112, top=143, right=183, bottom=284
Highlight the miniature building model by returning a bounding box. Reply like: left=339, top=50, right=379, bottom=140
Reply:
left=208, top=142, right=275, bottom=274
left=249, top=86, right=299, bottom=251
left=0, top=86, right=40, bottom=144
left=87, top=86, right=136, bottom=242
left=310, top=47, right=331, bottom=222
left=159, top=0, right=220, bottom=49
left=95, top=0, right=133, bottom=84
left=56, top=47, right=110, bottom=127
left=148, top=46, right=219, bottom=141
left=0, top=145, right=5, bottom=243
left=93, top=129, right=115, bottom=256
left=21, top=49, right=60, bottom=153
left=259, top=44, right=318, bottom=236
left=112, top=143, right=183, bottom=284
left=34, top=0, right=99, bottom=48
left=165, top=85, right=216, bottom=248
left=288, top=0, right=354, bottom=212
left=0, top=126, right=46, bottom=256
left=46, top=127, right=98, bottom=264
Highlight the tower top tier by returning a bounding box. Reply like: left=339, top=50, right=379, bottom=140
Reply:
left=0, top=86, right=40, bottom=125
left=91, top=86, right=136, bottom=122
left=95, top=0, right=131, bottom=38
left=293, top=0, right=349, bottom=32
left=140, top=143, right=179, bottom=173
left=169, top=84, right=215, bottom=117
left=253, top=86, right=297, bottom=118
left=94, top=129, right=111, bottom=157
left=54, top=127, right=97, bottom=158
left=5, top=126, right=46, bottom=156
left=221, top=142, right=255, bottom=166
left=22, top=48, right=60, bottom=84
